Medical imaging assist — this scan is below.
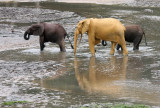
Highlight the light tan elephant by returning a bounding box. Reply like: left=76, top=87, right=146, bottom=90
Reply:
left=74, top=18, right=128, bottom=56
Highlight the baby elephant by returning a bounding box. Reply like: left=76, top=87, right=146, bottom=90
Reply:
left=24, top=22, right=73, bottom=52
left=116, top=25, right=147, bottom=50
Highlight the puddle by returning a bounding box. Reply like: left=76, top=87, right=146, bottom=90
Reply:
left=34, top=55, right=160, bottom=107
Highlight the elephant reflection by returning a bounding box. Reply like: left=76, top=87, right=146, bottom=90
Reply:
left=74, top=56, right=128, bottom=95
left=74, top=57, right=160, bottom=105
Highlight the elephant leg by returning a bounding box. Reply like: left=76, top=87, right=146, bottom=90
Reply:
left=110, top=42, right=117, bottom=55
left=95, top=39, right=101, bottom=45
left=40, top=44, right=45, bottom=51
left=88, top=37, right=95, bottom=56
left=133, top=42, right=138, bottom=50
left=133, top=41, right=136, bottom=50
left=137, top=37, right=142, bottom=50
left=121, top=43, right=128, bottom=56
left=118, top=39, right=128, bottom=56
left=94, top=39, right=100, bottom=53
left=89, top=42, right=95, bottom=56
left=39, top=36, right=45, bottom=51
left=58, top=39, right=66, bottom=52
left=133, top=37, right=142, bottom=50
left=133, top=40, right=138, bottom=50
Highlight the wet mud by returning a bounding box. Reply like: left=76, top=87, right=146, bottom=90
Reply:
left=0, top=1, right=160, bottom=108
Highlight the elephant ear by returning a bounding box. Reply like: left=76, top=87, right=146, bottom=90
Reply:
left=76, top=19, right=90, bottom=45
left=31, top=24, right=44, bottom=36
left=81, top=19, right=90, bottom=34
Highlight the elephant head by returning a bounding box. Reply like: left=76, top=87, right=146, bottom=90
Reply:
left=74, top=19, right=91, bottom=55
left=24, top=23, right=44, bottom=40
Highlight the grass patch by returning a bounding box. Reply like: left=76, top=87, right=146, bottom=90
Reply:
left=1, top=101, right=29, bottom=106
left=79, top=103, right=150, bottom=108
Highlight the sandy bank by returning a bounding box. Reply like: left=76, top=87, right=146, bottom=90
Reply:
left=55, top=0, right=134, bottom=5
left=0, top=0, right=134, bottom=5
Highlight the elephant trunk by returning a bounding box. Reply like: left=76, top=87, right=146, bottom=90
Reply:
left=74, top=29, right=79, bottom=55
left=24, top=31, right=30, bottom=40
left=102, top=40, right=107, bottom=46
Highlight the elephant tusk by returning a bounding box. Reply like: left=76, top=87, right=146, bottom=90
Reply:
left=78, top=33, right=83, bottom=45
left=26, top=34, right=30, bottom=40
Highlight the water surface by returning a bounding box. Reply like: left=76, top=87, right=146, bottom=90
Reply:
left=0, top=1, right=160, bottom=108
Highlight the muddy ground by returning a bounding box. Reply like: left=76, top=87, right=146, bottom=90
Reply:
left=0, top=1, right=160, bottom=108
left=0, top=5, right=86, bottom=108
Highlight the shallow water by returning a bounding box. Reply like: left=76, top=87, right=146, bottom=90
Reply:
left=0, top=1, right=160, bottom=108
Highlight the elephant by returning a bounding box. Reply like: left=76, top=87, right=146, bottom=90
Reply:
left=74, top=18, right=128, bottom=56
left=117, top=25, right=147, bottom=50
left=102, top=25, right=147, bottom=50
left=24, top=22, right=73, bottom=52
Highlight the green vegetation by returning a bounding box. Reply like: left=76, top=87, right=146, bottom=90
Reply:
left=79, top=103, right=150, bottom=108
left=1, top=101, right=29, bottom=106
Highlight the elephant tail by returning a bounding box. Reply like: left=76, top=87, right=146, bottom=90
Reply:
left=143, top=32, right=147, bottom=46
left=66, top=34, right=74, bottom=49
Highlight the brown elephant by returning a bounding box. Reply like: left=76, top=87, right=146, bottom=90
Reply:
left=74, top=18, right=128, bottom=56
left=102, top=25, right=147, bottom=50
left=24, top=22, right=73, bottom=52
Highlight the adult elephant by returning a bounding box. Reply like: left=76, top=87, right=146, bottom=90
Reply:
left=74, top=18, right=128, bottom=56
left=24, top=22, right=73, bottom=52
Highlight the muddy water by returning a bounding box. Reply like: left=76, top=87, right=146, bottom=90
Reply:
left=0, top=1, right=160, bottom=108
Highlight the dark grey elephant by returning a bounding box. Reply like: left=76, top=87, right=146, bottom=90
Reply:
left=102, top=24, right=147, bottom=50
left=24, top=22, right=73, bottom=52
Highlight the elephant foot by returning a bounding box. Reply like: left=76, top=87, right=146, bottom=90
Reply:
left=110, top=50, right=115, bottom=55
left=133, top=47, right=139, bottom=50
left=40, top=44, right=45, bottom=51
left=60, top=47, right=66, bottom=52
left=133, top=48, right=139, bottom=50
left=61, top=49, right=66, bottom=52
left=123, top=50, right=128, bottom=56
left=110, top=53, right=114, bottom=55
left=40, top=47, right=44, bottom=51
left=91, top=53, right=95, bottom=56
left=123, top=53, right=128, bottom=56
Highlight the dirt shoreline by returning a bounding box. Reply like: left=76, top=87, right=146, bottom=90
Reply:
left=55, top=0, right=133, bottom=4
left=0, top=0, right=133, bottom=5
left=0, top=0, right=159, bottom=7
